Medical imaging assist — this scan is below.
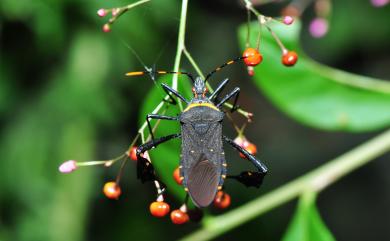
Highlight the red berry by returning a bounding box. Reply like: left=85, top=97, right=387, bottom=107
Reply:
left=173, top=167, right=183, bottom=185
left=103, top=182, right=121, bottom=199
left=239, top=142, right=258, bottom=158
left=242, top=48, right=263, bottom=67
left=170, top=209, right=189, bottom=224
left=213, top=191, right=231, bottom=209
left=282, top=51, right=298, bottom=67
left=129, top=146, right=138, bottom=161
left=246, top=142, right=258, bottom=155
left=150, top=201, right=170, bottom=217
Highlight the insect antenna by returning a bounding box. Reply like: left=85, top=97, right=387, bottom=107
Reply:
left=119, top=38, right=164, bottom=92
left=126, top=70, right=195, bottom=83
left=204, top=56, right=247, bottom=83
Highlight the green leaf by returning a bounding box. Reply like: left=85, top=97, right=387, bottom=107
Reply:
left=238, top=21, right=390, bottom=132
left=138, top=75, right=193, bottom=201
left=282, top=192, right=336, bottom=241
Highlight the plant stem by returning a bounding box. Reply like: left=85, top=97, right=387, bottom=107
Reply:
left=310, top=61, right=390, bottom=94
left=180, top=129, right=390, bottom=241
left=137, top=0, right=188, bottom=137
left=172, top=0, right=189, bottom=111
left=125, top=0, right=150, bottom=9
left=108, top=0, right=151, bottom=24
left=243, top=0, right=261, bottom=16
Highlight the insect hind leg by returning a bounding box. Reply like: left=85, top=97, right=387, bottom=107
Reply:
left=223, top=135, right=267, bottom=188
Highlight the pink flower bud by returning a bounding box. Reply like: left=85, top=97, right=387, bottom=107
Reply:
left=283, top=16, right=294, bottom=25
left=97, top=8, right=107, bottom=17
left=112, top=8, right=120, bottom=16
left=102, top=24, right=111, bottom=33
left=309, top=18, right=328, bottom=38
left=247, top=66, right=255, bottom=76
left=370, top=0, right=389, bottom=7
left=234, top=136, right=250, bottom=148
left=59, top=160, right=77, bottom=173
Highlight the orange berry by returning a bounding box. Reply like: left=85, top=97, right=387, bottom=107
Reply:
left=103, top=182, right=121, bottom=199
left=173, top=167, right=183, bottom=185
left=243, top=48, right=263, bottom=66
left=282, top=51, right=298, bottom=66
left=128, top=146, right=137, bottom=161
left=149, top=201, right=170, bottom=217
left=170, top=209, right=189, bottom=224
left=213, top=191, right=231, bottom=209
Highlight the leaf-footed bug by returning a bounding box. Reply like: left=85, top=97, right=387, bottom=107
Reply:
left=126, top=56, right=268, bottom=208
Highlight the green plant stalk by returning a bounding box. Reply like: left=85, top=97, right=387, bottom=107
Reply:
left=137, top=0, right=188, bottom=137
left=309, top=60, right=390, bottom=94
left=180, top=128, right=390, bottom=241
left=171, top=0, right=188, bottom=111
left=108, top=0, right=151, bottom=24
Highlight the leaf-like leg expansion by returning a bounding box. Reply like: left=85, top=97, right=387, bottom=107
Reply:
left=227, top=171, right=265, bottom=188
left=136, top=133, right=181, bottom=183
left=223, top=135, right=268, bottom=187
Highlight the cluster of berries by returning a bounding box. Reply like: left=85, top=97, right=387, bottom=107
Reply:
left=242, top=2, right=299, bottom=76
left=59, top=144, right=233, bottom=225
left=96, top=0, right=150, bottom=32
left=242, top=46, right=298, bottom=76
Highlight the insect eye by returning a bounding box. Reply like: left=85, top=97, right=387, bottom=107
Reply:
left=192, top=87, right=195, bottom=93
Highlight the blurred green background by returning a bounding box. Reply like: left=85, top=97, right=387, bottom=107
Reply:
left=0, top=0, right=389, bottom=241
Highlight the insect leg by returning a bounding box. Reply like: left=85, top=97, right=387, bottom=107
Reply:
left=223, top=135, right=267, bottom=188
left=146, top=114, right=178, bottom=141
left=136, top=133, right=181, bottom=184
left=161, top=83, right=189, bottom=105
left=216, top=87, right=240, bottom=113
left=208, top=78, right=230, bottom=102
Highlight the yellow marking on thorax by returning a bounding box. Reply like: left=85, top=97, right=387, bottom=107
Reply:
left=183, top=103, right=219, bottom=112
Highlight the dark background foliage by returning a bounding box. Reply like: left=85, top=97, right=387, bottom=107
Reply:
left=0, top=0, right=389, bottom=240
